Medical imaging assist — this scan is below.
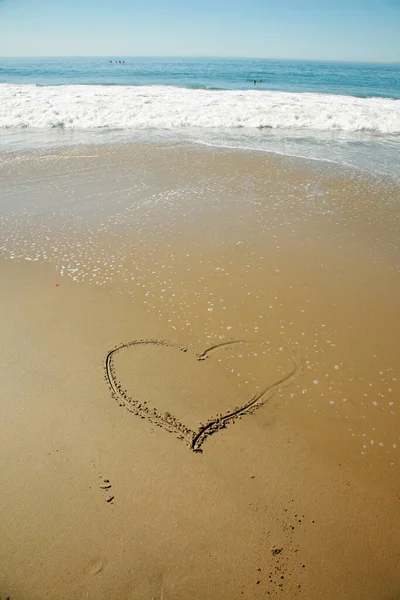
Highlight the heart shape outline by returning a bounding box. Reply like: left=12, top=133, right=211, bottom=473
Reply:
left=105, top=339, right=301, bottom=453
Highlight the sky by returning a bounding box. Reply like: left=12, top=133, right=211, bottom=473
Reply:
left=0, top=0, right=399, bottom=62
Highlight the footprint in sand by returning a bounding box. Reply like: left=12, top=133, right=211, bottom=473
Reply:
left=99, top=477, right=114, bottom=503
left=85, top=556, right=108, bottom=576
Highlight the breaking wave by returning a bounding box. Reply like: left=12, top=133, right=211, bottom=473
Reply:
left=1, top=83, right=400, bottom=134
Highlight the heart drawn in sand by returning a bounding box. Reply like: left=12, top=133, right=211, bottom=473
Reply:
left=105, top=339, right=300, bottom=453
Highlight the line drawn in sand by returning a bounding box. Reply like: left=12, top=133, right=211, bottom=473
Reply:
left=105, top=339, right=301, bottom=453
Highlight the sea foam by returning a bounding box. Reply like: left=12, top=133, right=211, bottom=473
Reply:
left=1, top=83, right=400, bottom=134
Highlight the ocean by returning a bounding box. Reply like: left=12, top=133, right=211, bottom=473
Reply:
left=1, top=57, right=399, bottom=177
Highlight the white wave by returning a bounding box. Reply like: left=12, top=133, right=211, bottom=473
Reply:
left=1, top=83, right=400, bottom=134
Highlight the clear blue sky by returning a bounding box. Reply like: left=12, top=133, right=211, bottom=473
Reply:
left=0, top=0, right=399, bottom=62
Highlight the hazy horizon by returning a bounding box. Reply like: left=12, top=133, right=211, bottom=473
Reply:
left=1, top=56, right=399, bottom=65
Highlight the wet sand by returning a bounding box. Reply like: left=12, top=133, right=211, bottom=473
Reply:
left=0, top=143, right=399, bottom=599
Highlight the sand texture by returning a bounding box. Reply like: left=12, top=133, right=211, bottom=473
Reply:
left=0, top=143, right=400, bottom=599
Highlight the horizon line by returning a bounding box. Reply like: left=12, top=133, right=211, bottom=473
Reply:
left=0, top=55, right=399, bottom=65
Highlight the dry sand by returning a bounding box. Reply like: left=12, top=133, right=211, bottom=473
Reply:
left=0, top=143, right=400, bottom=599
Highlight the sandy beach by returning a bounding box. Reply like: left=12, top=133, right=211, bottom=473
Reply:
left=1, top=142, right=400, bottom=599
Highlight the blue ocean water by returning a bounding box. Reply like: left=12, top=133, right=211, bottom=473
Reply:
left=0, top=57, right=399, bottom=177
left=1, top=56, right=400, bottom=98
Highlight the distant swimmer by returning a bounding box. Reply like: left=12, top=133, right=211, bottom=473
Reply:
left=253, top=80, right=256, bottom=86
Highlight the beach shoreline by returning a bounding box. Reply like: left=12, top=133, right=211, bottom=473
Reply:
left=1, top=141, right=399, bottom=599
